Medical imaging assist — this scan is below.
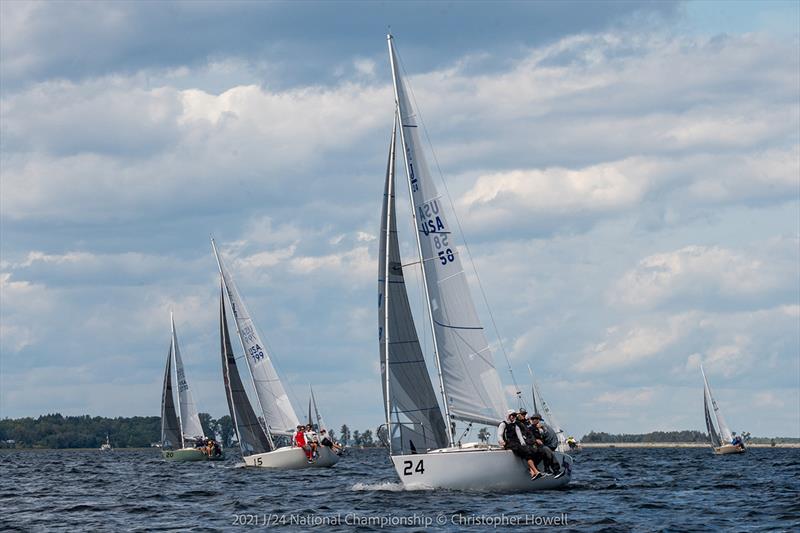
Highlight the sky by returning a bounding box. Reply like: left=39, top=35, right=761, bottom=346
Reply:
left=1, top=0, right=798, bottom=440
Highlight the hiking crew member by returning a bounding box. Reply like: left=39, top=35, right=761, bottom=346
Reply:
left=529, top=414, right=564, bottom=478
left=294, top=425, right=313, bottom=463
left=497, top=410, right=544, bottom=480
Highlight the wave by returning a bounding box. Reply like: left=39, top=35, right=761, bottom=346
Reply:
left=351, top=481, right=433, bottom=492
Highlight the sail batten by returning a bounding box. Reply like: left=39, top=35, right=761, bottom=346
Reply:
left=387, top=36, right=509, bottom=427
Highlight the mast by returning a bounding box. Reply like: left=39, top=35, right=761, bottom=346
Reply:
left=383, top=113, right=398, bottom=453
left=211, top=237, right=276, bottom=450
left=387, top=33, right=454, bottom=446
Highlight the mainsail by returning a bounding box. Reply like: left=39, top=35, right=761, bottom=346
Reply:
left=388, top=35, right=508, bottom=426
left=701, top=365, right=733, bottom=445
left=219, top=283, right=273, bottom=456
left=160, top=345, right=181, bottom=449
left=212, top=239, right=300, bottom=434
left=379, top=115, right=449, bottom=453
left=171, top=314, right=205, bottom=441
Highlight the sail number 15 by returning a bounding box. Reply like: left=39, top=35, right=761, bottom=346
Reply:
left=402, top=459, right=425, bottom=476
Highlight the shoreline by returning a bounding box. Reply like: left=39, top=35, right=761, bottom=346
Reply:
left=580, top=442, right=800, bottom=449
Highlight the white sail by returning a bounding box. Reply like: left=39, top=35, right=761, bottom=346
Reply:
left=212, top=239, right=300, bottom=434
left=701, top=365, right=734, bottom=444
left=388, top=35, right=508, bottom=426
left=171, top=313, right=205, bottom=442
left=379, top=115, right=450, bottom=452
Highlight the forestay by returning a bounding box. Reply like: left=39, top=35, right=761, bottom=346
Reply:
left=212, top=240, right=300, bottom=434
left=171, top=314, right=205, bottom=441
left=379, top=117, right=449, bottom=453
left=388, top=36, right=508, bottom=426
left=160, top=347, right=181, bottom=449
left=219, top=284, right=272, bottom=456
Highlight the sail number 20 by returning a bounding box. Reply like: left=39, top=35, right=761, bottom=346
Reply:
left=402, top=459, right=425, bottom=476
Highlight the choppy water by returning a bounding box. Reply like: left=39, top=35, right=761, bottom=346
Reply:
left=1, top=447, right=798, bottom=531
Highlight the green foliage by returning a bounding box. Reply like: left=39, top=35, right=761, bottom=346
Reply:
left=0, top=414, right=160, bottom=448
left=581, top=430, right=709, bottom=443
left=339, top=424, right=351, bottom=446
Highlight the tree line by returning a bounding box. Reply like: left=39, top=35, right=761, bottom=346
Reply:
left=0, top=414, right=384, bottom=449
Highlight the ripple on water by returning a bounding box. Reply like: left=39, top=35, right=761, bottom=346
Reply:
left=0, top=447, right=798, bottom=531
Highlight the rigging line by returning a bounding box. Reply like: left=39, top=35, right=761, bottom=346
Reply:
left=396, top=44, right=522, bottom=402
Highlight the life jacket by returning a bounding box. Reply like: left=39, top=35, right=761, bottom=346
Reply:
left=501, top=421, right=519, bottom=445
left=294, top=431, right=306, bottom=447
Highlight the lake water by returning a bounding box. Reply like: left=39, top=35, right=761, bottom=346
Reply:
left=1, top=447, right=798, bottom=531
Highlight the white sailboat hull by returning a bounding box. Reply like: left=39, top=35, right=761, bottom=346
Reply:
left=162, top=447, right=224, bottom=461
left=243, top=445, right=341, bottom=469
left=390, top=446, right=572, bottom=491
left=713, top=444, right=746, bottom=455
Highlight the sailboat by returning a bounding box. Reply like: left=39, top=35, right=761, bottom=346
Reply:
left=99, top=434, right=112, bottom=451
left=378, top=34, right=572, bottom=491
left=528, top=365, right=577, bottom=454
left=213, top=239, right=340, bottom=469
left=702, top=365, right=745, bottom=455
left=160, top=313, right=223, bottom=461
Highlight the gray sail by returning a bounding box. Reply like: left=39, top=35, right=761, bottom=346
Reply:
left=388, top=35, right=508, bottom=426
left=379, top=116, right=449, bottom=454
left=160, top=345, right=181, bottom=450
left=220, top=283, right=272, bottom=456
left=704, top=386, right=722, bottom=447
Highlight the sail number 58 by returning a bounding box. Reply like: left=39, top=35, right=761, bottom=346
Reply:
left=403, top=459, right=424, bottom=476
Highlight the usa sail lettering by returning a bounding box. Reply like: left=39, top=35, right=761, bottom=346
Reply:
left=177, top=368, right=189, bottom=393
left=406, top=145, right=419, bottom=192
left=418, top=200, right=445, bottom=237
left=248, top=344, right=265, bottom=362
left=240, top=325, right=257, bottom=344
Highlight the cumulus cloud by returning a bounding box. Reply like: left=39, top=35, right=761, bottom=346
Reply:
left=611, top=240, right=797, bottom=310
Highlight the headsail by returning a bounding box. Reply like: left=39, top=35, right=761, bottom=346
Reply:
left=379, top=114, right=449, bottom=453
left=160, top=344, right=181, bottom=449
left=388, top=35, right=508, bottom=426
left=171, top=313, right=205, bottom=442
left=212, top=239, right=301, bottom=434
left=219, top=282, right=272, bottom=456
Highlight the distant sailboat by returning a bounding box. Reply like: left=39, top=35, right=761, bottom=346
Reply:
left=160, top=313, right=223, bottom=461
left=378, top=34, right=571, bottom=491
left=213, top=239, right=340, bottom=469
left=702, top=365, right=745, bottom=455
left=528, top=365, right=577, bottom=454
left=99, top=434, right=112, bottom=451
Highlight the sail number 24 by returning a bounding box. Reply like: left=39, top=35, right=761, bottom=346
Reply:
left=402, top=459, right=425, bottom=476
